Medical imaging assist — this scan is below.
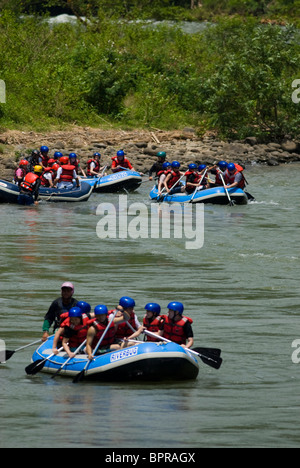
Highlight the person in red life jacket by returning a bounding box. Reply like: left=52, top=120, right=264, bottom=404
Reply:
left=52, top=307, right=90, bottom=358
left=14, top=159, right=29, bottom=186
left=142, top=303, right=163, bottom=341
left=223, top=162, right=246, bottom=189
left=158, top=302, right=194, bottom=349
left=42, top=282, right=78, bottom=342
left=18, top=165, right=42, bottom=206
left=40, top=145, right=50, bottom=169
left=86, top=153, right=106, bottom=178
left=114, top=296, right=143, bottom=344
left=208, top=160, right=228, bottom=187
left=54, top=156, right=80, bottom=189
left=111, top=150, right=137, bottom=173
left=69, top=152, right=86, bottom=177
left=149, top=151, right=168, bottom=181
left=157, top=161, right=171, bottom=196
left=163, top=161, right=185, bottom=195
left=85, top=304, right=131, bottom=359
left=185, top=163, right=209, bottom=194
left=40, top=165, right=55, bottom=188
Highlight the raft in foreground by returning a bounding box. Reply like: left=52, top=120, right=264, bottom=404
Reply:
left=29, top=335, right=201, bottom=381
left=0, top=179, right=93, bottom=203
left=149, top=185, right=248, bottom=205
left=81, top=170, right=143, bottom=193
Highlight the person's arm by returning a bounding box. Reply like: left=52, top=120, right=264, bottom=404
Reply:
left=62, top=336, right=76, bottom=359
left=226, top=172, right=242, bottom=189
left=86, top=326, right=96, bottom=360
left=52, top=327, right=64, bottom=354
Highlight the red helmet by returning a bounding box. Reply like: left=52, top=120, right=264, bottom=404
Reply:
left=19, top=159, right=29, bottom=166
left=47, top=158, right=55, bottom=166
left=60, top=156, right=69, bottom=165
left=52, top=163, right=60, bottom=172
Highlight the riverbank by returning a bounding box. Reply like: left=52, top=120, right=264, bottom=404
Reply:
left=0, top=127, right=299, bottom=179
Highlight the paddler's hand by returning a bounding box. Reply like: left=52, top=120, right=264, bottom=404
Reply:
left=42, top=331, right=49, bottom=342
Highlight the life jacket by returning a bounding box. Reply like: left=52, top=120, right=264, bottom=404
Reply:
left=167, top=171, right=181, bottom=189
left=40, top=168, right=54, bottom=187
left=161, top=315, right=193, bottom=345
left=87, top=159, right=100, bottom=176
left=20, top=173, right=39, bottom=192
left=157, top=169, right=171, bottom=179
left=59, top=164, right=76, bottom=182
left=115, top=311, right=137, bottom=339
left=111, top=157, right=132, bottom=172
left=223, top=168, right=245, bottom=189
left=60, top=314, right=90, bottom=348
left=143, top=315, right=163, bottom=341
left=41, top=155, right=49, bottom=168
left=185, top=171, right=203, bottom=193
left=90, top=318, right=116, bottom=348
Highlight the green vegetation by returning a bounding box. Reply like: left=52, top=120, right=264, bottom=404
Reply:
left=0, top=2, right=300, bottom=140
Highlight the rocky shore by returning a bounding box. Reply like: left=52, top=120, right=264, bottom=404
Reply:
left=0, top=127, right=299, bottom=179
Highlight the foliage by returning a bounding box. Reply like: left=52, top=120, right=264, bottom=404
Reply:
left=0, top=11, right=300, bottom=139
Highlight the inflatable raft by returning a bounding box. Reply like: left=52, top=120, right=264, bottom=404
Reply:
left=81, top=170, right=142, bottom=193
left=0, top=179, right=93, bottom=203
left=29, top=335, right=201, bottom=382
left=149, top=185, right=248, bottom=205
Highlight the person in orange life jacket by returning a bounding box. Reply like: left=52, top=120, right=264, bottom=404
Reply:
left=40, top=145, right=50, bottom=169
left=54, top=156, right=80, bottom=189
left=42, top=282, right=78, bottom=342
left=157, top=161, right=171, bottom=196
left=163, top=161, right=185, bottom=195
left=69, top=152, right=86, bottom=177
left=114, top=296, right=143, bottom=344
left=223, top=162, right=246, bottom=189
left=149, top=151, right=168, bottom=181
left=14, top=159, right=29, bottom=186
left=52, top=307, right=90, bottom=358
left=111, top=150, right=136, bottom=173
left=86, top=152, right=107, bottom=178
left=158, top=302, right=194, bottom=349
left=85, top=305, right=131, bottom=359
left=18, top=165, right=42, bottom=206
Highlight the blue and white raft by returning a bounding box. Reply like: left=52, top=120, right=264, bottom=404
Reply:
left=149, top=185, right=248, bottom=205
left=30, top=335, right=201, bottom=381
left=0, top=179, right=93, bottom=203
left=81, top=170, right=143, bottom=193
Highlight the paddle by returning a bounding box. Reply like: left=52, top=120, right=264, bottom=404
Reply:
left=25, top=347, right=64, bottom=375
left=219, top=172, right=234, bottom=206
left=73, top=310, right=118, bottom=383
left=189, top=168, right=208, bottom=203
left=51, top=339, right=87, bottom=379
left=5, top=339, right=42, bottom=362
left=143, top=330, right=223, bottom=370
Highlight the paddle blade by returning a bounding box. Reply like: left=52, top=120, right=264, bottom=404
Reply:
left=72, top=370, right=85, bottom=384
left=193, top=347, right=222, bottom=358
left=199, top=353, right=223, bottom=370
left=25, top=359, right=46, bottom=375
left=5, top=350, right=15, bottom=361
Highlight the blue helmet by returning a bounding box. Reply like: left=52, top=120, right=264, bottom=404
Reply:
left=218, top=161, right=228, bottom=170
left=53, top=151, right=63, bottom=159
left=162, top=162, right=171, bottom=170
left=69, top=152, right=77, bottom=159
left=167, top=301, right=184, bottom=315
left=69, top=307, right=82, bottom=318
left=198, top=164, right=207, bottom=171
left=171, top=161, right=180, bottom=169
left=94, top=304, right=109, bottom=316
left=227, top=162, right=236, bottom=172
left=144, top=303, right=161, bottom=315
left=77, top=301, right=91, bottom=314
left=40, top=146, right=49, bottom=154
left=117, top=150, right=125, bottom=157
left=188, top=163, right=197, bottom=171
left=93, top=152, right=101, bottom=158
left=119, top=296, right=135, bottom=309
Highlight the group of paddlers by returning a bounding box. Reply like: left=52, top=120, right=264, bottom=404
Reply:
left=41, top=282, right=194, bottom=361
left=148, top=151, right=246, bottom=197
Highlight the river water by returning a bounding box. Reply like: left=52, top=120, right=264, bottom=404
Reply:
left=0, top=163, right=299, bottom=448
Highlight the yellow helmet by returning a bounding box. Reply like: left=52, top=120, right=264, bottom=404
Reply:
left=34, top=165, right=43, bottom=174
